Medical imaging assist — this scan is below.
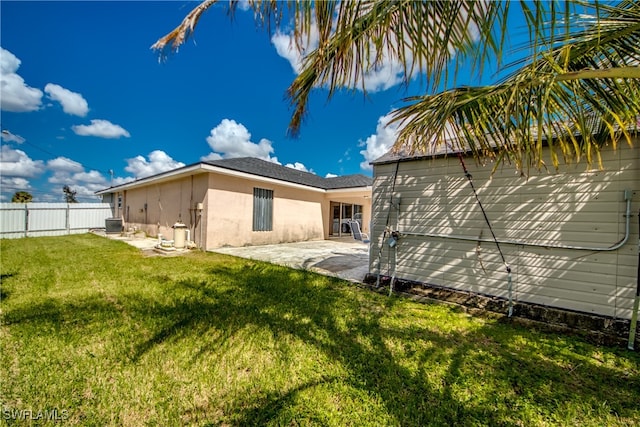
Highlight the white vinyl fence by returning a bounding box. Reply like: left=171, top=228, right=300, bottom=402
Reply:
left=0, top=203, right=114, bottom=239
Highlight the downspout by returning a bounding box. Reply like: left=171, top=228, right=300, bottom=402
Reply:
left=628, top=209, right=640, bottom=351
left=400, top=190, right=632, bottom=252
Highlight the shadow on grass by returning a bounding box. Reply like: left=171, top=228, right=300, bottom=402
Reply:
left=122, top=260, right=639, bottom=425
left=0, top=273, right=14, bottom=300
left=3, top=248, right=639, bottom=425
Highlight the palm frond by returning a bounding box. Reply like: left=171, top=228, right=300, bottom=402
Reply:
left=152, top=0, right=219, bottom=54
left=389, top=0, right=640, bottom=171
left=153, top=0, right=640, bottom=172
left=286, top=0, right=506, bottom=136
left=153, top=1, right=508, bottom=135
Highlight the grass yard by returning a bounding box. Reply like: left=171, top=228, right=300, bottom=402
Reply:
left=0, top=234, right=638, bottom=426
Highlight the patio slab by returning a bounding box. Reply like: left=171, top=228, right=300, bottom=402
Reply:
left=212, top=239, right=371, bottom=283
left=97, top=231, right=371, bottom=282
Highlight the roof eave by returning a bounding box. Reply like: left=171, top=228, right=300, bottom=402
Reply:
left=96, top=162, right=331, bottom=195
left=95, top=163, right=208, bottom=195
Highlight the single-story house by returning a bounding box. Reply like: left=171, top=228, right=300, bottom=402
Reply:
left=96, top=157, right=372, bottom=250
left=369, top=138, right=639, bottom=342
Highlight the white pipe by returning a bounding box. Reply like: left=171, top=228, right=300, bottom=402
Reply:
left=628, top=210, right=639, bottom=351
left=186, top=229, right=191, bottom=244
left=399, top=191, right=632, bottom=252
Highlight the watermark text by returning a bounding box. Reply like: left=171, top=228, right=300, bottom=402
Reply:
left=3, top=407, right=69, bottom=422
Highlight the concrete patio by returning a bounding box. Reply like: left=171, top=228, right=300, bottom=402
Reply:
left=98, top=231, right=370, bottom=283
left=212, top=239, right=370, bottom=283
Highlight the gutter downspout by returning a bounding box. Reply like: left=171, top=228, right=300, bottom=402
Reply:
left=400, top=190, right=632, bottom=253
left=628, top=209, right=640, bottom=351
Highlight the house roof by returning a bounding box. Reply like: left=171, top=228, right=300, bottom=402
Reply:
left=96, top=157, right=372, bottom=194
left=204, top=157, right=372, bottom=189
left=372, top=145, right=460, bottom=165
left=372, top=116, right=640, bottom=166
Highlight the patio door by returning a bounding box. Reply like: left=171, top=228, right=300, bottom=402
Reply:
left=329, top=202, right=363, bottom=237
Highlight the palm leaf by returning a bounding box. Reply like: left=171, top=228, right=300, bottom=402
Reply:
left=389, top=0, right=640, bottom=171
left=153, top=0, right=640, bottom=171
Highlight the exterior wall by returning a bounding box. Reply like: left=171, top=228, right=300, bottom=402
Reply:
left=102, top=169, right=372, bottom=250
left=371, top=142, right=639, bottom=320
left=204, top=173, right=326, bottom=249
left=120, top=174, right=209, bottom=247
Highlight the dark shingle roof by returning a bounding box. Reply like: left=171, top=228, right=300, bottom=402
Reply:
left=205, top=157, right=371, bottom=189
left=372, top=146, right=459, bottom=165
left=323, top=175, right=373, bottom=189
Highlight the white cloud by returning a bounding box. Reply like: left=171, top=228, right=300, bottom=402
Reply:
left=270, top=4, right=484, bottom=93
left=47, top=156, right=84, bottom=173
left=236, top=0, right=251, bottom=11
left=271, top=20, right=403, bottom=92
left=0, top=48, right=43, bottom=112
left=72, top=119, right=130, bottom=139
left=272, top=28, right=319, bottom=74
left=0, top=145, right=45, bottom=178
left=66, top=184, right=102, bottom=199
left=44, top=83, right=89, bottom=116
left=201, top=119, right=280, bottom=164
left=125, top=150, right=185, bottom=179
left=359, top=111, right=401, bottom=171
left=111, top=176, right=135, bottom=186
left=1, top=176, right=31, bottom=191
left=44, top=156, right=115, bottom=201
left=325, top=173, right=338, bottom=178
left=48, top=171, right=76, bottom=186
left=200, top=152, right=223, bottom=161
left=49, top=181, right=103, bottom=201
left=73, top=170, right=107, bottom=184
left=1, top=130, right=25, bottom=144
left=285, top=162, right=313, bottom=173
left=358, top=111, right=462, bottom=171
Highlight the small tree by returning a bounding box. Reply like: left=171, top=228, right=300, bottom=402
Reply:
left=62, top=185, right=78, bottom=203
left=11, top=191, right=33, bottom=203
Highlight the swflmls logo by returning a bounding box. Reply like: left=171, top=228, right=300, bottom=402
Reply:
left=3, top=407, right=69, bottom=421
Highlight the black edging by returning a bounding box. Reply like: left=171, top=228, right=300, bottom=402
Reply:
left=362, top=273, right=634, bottom=349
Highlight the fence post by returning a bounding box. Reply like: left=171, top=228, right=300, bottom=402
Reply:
left=66, top=204, right=71, bottom=235
left=24, top=204, right=29, bottom=238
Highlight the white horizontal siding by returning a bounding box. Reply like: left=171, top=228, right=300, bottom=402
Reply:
left=371, top=142, right=639, bottom=319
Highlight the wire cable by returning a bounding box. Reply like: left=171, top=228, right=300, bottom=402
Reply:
left=457, top=152, right=514, bottom=317
left=376, top=159, right=401, bottom=288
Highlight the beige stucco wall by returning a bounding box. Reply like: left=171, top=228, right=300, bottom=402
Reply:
left=107, top=169, right=371, bottom=250
left=204, top=173, right=327, bottom=249
left=120, top=173, right=209, bottom=247
left=371, top=142, right=639, bottom=320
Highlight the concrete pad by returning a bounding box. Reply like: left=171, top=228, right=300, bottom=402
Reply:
left=212, top=239, right=371, bottom=283
left=95, top=231, right=371, bottom=281
left=94, top=231, right=190, bottom=256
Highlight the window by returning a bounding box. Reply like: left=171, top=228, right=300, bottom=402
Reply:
left=253, top=188, right=273, bottom=231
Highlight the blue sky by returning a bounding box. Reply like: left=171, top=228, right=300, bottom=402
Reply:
left=1, top=1, right=523, bottom=202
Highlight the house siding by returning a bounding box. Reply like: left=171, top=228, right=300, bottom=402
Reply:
left=371, top=142, right=639, bottom=320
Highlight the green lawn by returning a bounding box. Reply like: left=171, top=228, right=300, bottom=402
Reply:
left=1, top=234, right=638, bottom=426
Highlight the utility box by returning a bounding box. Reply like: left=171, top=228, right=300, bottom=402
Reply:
left=105, top=218, right=123, bottom=234
left=173, top=221, right=188, bottom=249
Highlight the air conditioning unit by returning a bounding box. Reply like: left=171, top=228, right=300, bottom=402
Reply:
left=105, top=218, right=123, bottom=234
